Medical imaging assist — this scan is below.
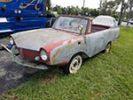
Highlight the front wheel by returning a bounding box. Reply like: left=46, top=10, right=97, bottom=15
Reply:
left=63, top=55, right=83, bottom=74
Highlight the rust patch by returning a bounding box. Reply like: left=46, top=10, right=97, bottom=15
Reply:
left=51, top=48, right=63, bottom=64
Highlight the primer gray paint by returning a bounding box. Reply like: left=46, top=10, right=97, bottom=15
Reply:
left=11, top=16, right=120, bottom=66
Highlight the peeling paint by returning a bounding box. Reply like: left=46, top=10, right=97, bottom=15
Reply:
left=10, top=16, right=120, bottom=68
left=12, top=28, right=76, bottom=51
left=51, top=48, right=63, bottom=64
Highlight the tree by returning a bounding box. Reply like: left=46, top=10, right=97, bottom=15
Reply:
left=46, top=0, right=51, bottom=10
left=99, top=0, right=121, bottom=15
left=53, top=5, right=63, bottom=14
left=128, top=0, right=133, bottom=18
left=83, top=0, right=85, bottom=8
left=118, top=0, right=125, bottom=25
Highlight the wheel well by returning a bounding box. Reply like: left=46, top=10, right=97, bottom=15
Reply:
left=108, top=41, right=112, bottom=44
left=105, top=41, right=112, bottom=48
left=70, top=52, right=88, bottom=62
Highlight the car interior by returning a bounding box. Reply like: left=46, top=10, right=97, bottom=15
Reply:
left=91, top=24, right=110, bottom=33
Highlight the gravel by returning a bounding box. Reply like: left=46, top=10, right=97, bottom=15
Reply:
left=0, top=38, right=38, bottom=94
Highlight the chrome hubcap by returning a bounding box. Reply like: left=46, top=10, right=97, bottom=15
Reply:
left=69, top=55, right=82, bottom=74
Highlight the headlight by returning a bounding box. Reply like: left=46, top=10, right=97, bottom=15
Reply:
left=40, top=50, right=48, bottom=61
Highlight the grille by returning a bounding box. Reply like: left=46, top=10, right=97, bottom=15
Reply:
left=19, top=48, right=39, bottom=61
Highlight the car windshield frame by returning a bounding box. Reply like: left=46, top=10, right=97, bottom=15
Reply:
left=52, top=16, right=88, bottom=35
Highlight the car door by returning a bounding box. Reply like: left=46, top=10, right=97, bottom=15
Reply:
left=85, top=30, right=108, bottom=57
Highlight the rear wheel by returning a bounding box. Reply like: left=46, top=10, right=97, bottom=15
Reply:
left=105, top=42, right=112, bottom=53
left=63, top=55, right=83, bottom=74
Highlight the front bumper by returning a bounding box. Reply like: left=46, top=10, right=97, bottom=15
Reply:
left=13, top=55, right=48, bottom=70
left=1, top=44, right=48, bottom=70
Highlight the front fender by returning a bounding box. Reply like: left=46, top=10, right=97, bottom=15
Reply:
left=49, top=37, right=86, bottom=65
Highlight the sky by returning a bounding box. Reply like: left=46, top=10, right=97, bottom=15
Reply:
left=51, top=0, right=100, bottom=9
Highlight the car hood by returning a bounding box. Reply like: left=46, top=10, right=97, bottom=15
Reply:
left=12, top=28, right=75, bottom=51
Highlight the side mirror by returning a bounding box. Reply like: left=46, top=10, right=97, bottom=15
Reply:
left=78, top=25, right=84, bottom=35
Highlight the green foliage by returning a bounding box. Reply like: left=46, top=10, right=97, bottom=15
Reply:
left=0, top=27, right=133, bottom=100
left=99, top=0, right=133, bottom=22
left=52, top=5, right=99, bottom=17
left=46, top=0, right=51, bottom=10
left=99, top=0, right=121, bottom=15
left=127, top=0, right=133, bottom=19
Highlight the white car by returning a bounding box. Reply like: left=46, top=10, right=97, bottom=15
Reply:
left=128, top=19, right=133, bottom=24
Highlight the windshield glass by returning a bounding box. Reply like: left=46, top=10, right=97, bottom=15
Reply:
left=53, top=16, right=88, bottom=34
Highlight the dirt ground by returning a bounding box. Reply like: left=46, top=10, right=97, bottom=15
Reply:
left=0, top=38, right=38, bottom=94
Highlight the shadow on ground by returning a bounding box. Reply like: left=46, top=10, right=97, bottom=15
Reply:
left=0, top=46, right=60, bottom=95
left=0, top=50, right=40, bottom=94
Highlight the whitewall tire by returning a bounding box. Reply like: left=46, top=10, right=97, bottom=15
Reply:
left=64, top=55, right=83, bottom=74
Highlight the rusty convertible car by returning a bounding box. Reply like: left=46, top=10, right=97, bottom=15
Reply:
left=7, top=15, right=119, bottom=74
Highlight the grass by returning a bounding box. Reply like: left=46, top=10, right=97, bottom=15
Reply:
left=0, top=27, right=133, bottom=100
